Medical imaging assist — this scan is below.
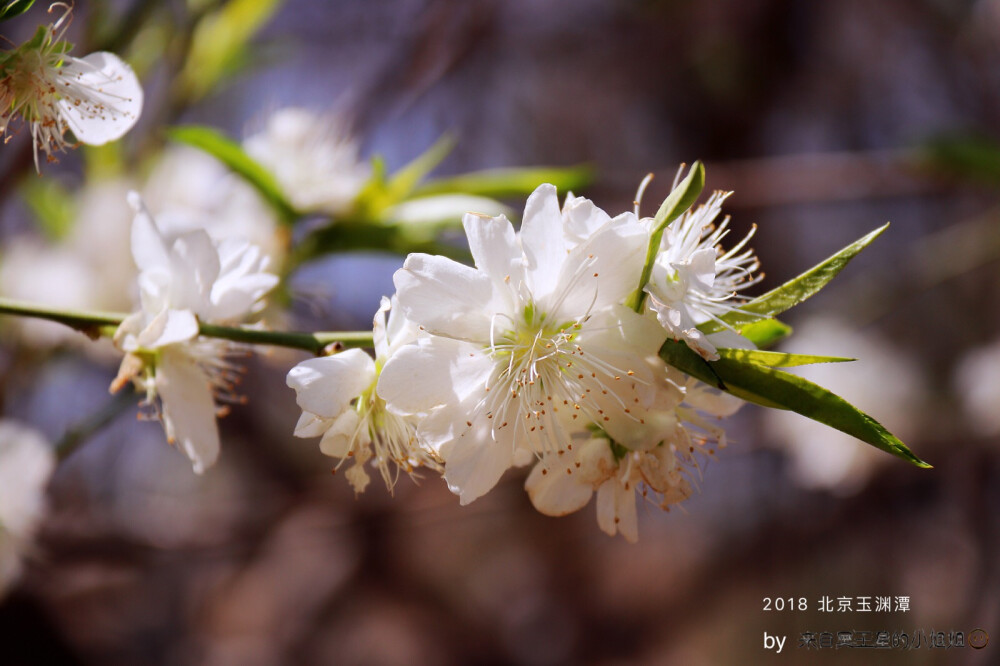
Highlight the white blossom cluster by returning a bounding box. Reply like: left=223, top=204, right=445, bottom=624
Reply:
left=286, top=183, right=754, bottom=541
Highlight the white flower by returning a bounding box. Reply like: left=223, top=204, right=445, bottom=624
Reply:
left=142, top=146, right=285, bottom=267
left=524, top=365, right=741, bottom=542
left=0, top=4, right=142, bottom=170
left=287, top=297, right=440, bottom=494
left=243, top=108, right=369, bottom=216
left=526, top=437, right=692, bottom=543
left=644, top=191, right=760, bottom=360
left=378, top=184, right=670, bottom=504
left=111, top=193, right=278, bottom=473
left=0, top=421, right=55, bottom=597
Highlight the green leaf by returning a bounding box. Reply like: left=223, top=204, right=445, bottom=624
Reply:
left=739, top=318, right=791, bottom=348
left=0, top=0, right=35, bottom=23
left=705, top=354, right=930, bottom=468
left=716, top=348, right=854, bottom=367
left=414, top=165, right=593, bottom=200
left=351, top=138, right=455, bottom=220
left=176, top=0, right=284, bottom=102
left=386, top=135, right=457, bottom=202
left=627, top=161, right=706, bottom=312
left=167, top=125, right=299, bottom=224
left=699, top=223, right=889, bottom=334
left=658, top=339, right=724, bottom=389
left=651, top=161, right=706, bottom=233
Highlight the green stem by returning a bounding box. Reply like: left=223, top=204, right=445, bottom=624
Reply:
left=0, top=298, right=373, bottom=355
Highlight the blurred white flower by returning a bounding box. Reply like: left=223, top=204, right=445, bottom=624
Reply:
left=143, top=146, right=286, bottom=267
left=111, top=193, right=278, bottom=473
left=287, top=297, right=440, bottom=494
left=0, top=420, right=55, bottom=597
left=244, top=108, right=369, bottom=216
left=761, top=317, right=925, bottom=493
left=0, top=238, right=100, bottom=346
left=378, top=184, right=670, bottom=504
left=0, top=4, right=142, bottom=169
left=644, top=192, right=760, bottom=360
left=954, top=339, right=1000, bottom=436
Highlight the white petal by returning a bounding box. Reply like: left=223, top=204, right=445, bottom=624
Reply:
left=393, top=253, right=497, bottom=340
left=615, top=481, right=639, bottom=543
left=688, top=248, right=718, bottom=291
left=562, top=195, right=613, bottom=241
left=385, top=194, right=512, bottom=225
left=525, top=459, right=593, bottom=516
left=135, top=308, right=199, bottom=349
left=545, top=220, right=647, bottom=317
left=519, top=184, right=568, bottom=304
left=293, top=411, right=332, bottom=438
left=129, top=193, right=170, bottom=274
left=170, top=230, right=221, bottom=314
left=286, top=350, right=374, bottom=419
left=157, top=349, right=220, bottom=474
left=318, top=409, right=365, bottom=458
left=463, top=212, right=525, bottom=307
left=596, top=479, right=618, bottom=537
left=57, top=52, right=143, bottom=145
left=372, top=296, right=392, bottom=359
left=440, top=431, right=514, bottom=505
left=377, top=337, right=490, bottom=414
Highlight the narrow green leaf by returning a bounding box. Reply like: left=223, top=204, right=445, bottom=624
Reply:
left=699, top=223, right=889, bottom=334
left=658, top=339, right=724, bottom=389
left=386, top=134, right=457, bottom=202
left=716, top=348, right=854, bottom=367
left=176, top=0, right=284, bottom=102
left=414, top=165, right=593, bottom=200
left=167, top=125, right=298, bottom=224
left=0, top=0, right=35, bottom=22
left=739, top=318, right=791, bottom=348
left=627, top=161, right=706, bottom=312
left=352, top=138, right=455, bottom=220
left=707, top=355, right=930, bottom=468
left=651, top=161, right=706, bottom=233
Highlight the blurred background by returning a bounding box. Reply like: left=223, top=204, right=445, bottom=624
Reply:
left=1, top=0, right=999, bottom=663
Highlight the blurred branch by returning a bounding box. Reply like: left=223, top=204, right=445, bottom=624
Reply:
left=55, top=388, right=136, bottom=462
left=700, top=149, right=948, bottom=208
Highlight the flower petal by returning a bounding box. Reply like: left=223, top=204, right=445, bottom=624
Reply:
left=57, top=52, right=143, bottom=145
left=286, top=350, right=374, bottom=419
left=157, top=349, right=220, bottom=474
left=525, top=459, right=593, bottom=516
left=58, top=51, right=142, bottom=146
left=463, top=212, right=524, bottom=308
left=377, top=337, right=490, bottom=414
left=394, top=253, right=497, bottom=341
left=519, top=184, right=568, bottom=304
left=135, top=308, right=199, bottom=349
left=440, top=429, right=514, bottom=505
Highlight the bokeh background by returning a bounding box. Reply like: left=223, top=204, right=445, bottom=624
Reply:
left=2, top=0, right=1000, bottom=663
